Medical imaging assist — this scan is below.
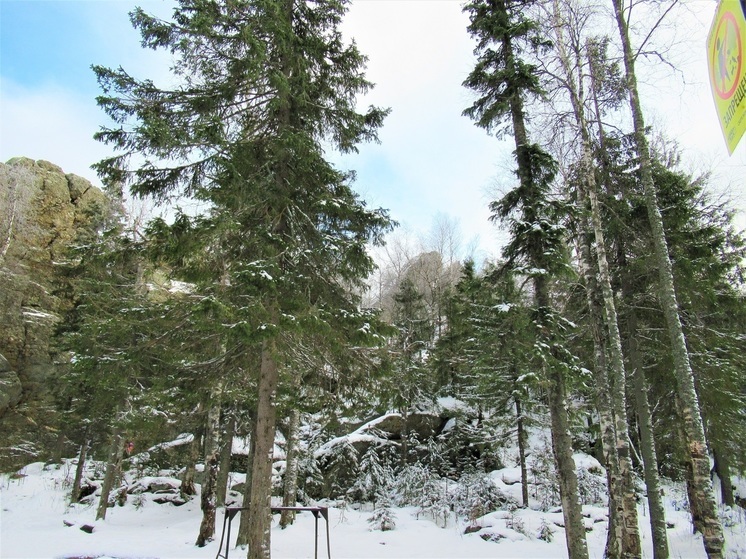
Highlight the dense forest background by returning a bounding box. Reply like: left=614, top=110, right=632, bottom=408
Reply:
left=1, top=1, right=745, bottom=559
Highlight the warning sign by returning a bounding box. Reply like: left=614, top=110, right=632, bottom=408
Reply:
left=708, top=0, right=746, bottom=154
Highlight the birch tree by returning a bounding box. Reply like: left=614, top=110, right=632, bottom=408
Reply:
left=610, top=1, right=724, bottom=557
left=548, top=2, right=641, bottom=556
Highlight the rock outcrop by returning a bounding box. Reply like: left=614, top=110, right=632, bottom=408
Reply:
left=0, top=158, right=109, bottom=470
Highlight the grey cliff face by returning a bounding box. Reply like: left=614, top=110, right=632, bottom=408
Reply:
left=0, top=158, right=108, bottom=470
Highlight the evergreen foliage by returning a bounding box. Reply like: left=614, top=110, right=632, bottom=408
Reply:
left=368, top=488, right=397, bottom=531
left=10, top=2, right=746, bottom=556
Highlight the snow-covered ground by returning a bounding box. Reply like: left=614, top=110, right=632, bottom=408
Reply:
left=1, top=460, right=744, bottom=559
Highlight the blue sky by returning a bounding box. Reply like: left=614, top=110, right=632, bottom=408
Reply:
left=1, top=0, right=744, bottom=262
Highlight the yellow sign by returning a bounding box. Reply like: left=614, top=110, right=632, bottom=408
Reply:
left=708, top=0, right=746, bottom=154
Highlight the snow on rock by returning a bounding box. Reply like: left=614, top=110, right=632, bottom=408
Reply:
left=127, top=476, right=181, bottom=494
left=129, top=433, right=194, bottom=466
left=572, top=452, right=604, bottom=475
left=435, top=396, right=472, bottom=414
left=315, top=432, right=387, bottom=458
left=494, top=467, right=522, bottom=486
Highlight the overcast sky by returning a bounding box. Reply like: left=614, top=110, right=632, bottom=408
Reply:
left=1, top=0, right=744, bottom=263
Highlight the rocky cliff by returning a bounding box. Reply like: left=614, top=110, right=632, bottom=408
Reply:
left=0, top=158, right=109, bottom=470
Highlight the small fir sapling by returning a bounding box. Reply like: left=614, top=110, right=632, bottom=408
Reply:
left=417, top=477, right=451, bottom=527
left=575, top=466, right=606, bottom=506
left=452, top=472, right=513, bottom=527
left=530, top=436, right=559, bottom=511
left=368, top=489, right=397, bottom=531
left=537, top=517, right=554, bottom=542
left=505, top=501, right=527, bottom=535
left=350, top=444, right=390, bottom=504
left=325, top=439, right=359, bottom=499
left=392, top=463, right=431, bottom=507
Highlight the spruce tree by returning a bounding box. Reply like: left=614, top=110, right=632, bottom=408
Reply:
left=462, top=1, right=588, bottom=557
left=93, top=1, right=392, bottom=556
left=389, top=277, right=432, bottom=465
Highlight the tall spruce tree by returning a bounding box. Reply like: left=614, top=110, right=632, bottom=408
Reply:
left=462, top=1, right=588, bottom=557
left=93, top=1, right=392, bottom=557
left=389, top=277, right=432, bottom=465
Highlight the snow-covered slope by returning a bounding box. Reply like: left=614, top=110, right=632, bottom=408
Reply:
left=1, top=460, right=744, bottom=559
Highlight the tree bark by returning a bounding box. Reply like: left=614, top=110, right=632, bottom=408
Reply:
left=70, top=435, right=90, bottom=504
left=542, top=327, right=589, bottom=559
left=551, top=7, right=641, bottom=555
left=217, top=415, right=236, bottom=507
left=280, top=407, right=301, bottom=528
left=576, top=226, right=623, bottom=559
left=247, top=334, right=281, bottom=559
left=236, top=416, right=256, bottom=549
left=96, top=429, right=125, bottom=521
left=196, top=381, right=224, bottom=547
left=585, top=33, right=670, bottom=559
left=632, top=363, right=670, bottom=559
left=515, top=395, right=529, bottom=508
left=502, top=15, right=588, bottom=557
left=181, top=433, right=200, bottom=499
left=611, top=2, right=724, bottom=557
left=619, top=258, right=670, bottom=559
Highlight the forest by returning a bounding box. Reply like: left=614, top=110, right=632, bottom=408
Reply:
left=1, top=1, right=745, bottom=559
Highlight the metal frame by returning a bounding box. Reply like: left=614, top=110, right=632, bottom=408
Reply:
left=215, top=506, right=331, bottom=559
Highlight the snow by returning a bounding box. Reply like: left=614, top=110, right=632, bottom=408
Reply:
left=1, top=461, right=745, bottom=559
left=314, top=414, right=400, bottom=457
left=21, top=308, right=57, bottom=320
left=167, top=280, right=193, bottom=294
left=435, top=397, right=472, bottom=414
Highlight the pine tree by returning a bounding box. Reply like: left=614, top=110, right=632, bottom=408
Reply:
left=462, top=1, right=588, bottom=557
left=368, top=488, right=396, bottom=531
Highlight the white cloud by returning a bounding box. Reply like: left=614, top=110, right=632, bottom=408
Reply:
left=0, top=79, right=108, bottom=183
left=1, top=0, right=743, bottom=257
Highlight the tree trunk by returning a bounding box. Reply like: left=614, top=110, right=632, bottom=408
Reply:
left=217, top=415, right=236, bottom=507
left=619, top=261, right=670, bottom=559
left=712, top=447, right=734, bottom=507
left=280, top=407, right=301, bottom=528
left=633, top=364, right=670, bottom=559
left=536, top=275, right=589, bottom=559
left=400, top=406, right=410, bottom=467
left=576, top=226, right=623, bottom=559
left=500, top=14, right=588, bottom=555
left=544, top=348, right=589, bottom=559
left=247, top=334, right=281, bottom=559
left=584, top=32, right=670, bottom=559
left=551, top=8, right=641, bottom=555
left=70, top=435, right=90, bottom=504
left=515, top=395, right=529, bottom=508
left=181, top=434, right=199, bottom=499
left=611, top=2, right=724, bottom=557
left=96, top=429, right=125, bottom=521
left=236, top=416, right=256, bottom=549
left=196, top=381, right=224, bottom=547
